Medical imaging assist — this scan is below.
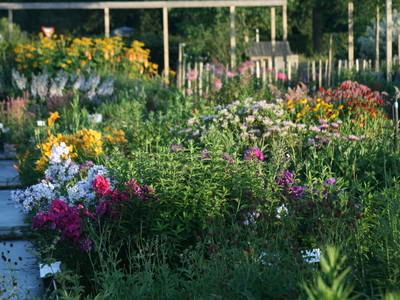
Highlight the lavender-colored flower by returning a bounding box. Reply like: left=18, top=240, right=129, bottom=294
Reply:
left=287, top=185, right=306, bottom=199
left=325, top=178, right=337, bottom=185
left=276, top=170, right=294, bottom=186
left=347, top=135, right=360, bottom=141
left=244, top=147, right=264, bottom=161
left=330, top=122, right=340, bottom=129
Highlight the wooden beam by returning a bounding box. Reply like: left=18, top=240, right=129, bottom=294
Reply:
left=230, top=6, right=236, bottom=68
left=0, top=1, right=287, bottom=10
left=104, top=7, right=110, bottom=38
left=348, top=2, right=354, bottom=69
left=282, top=4, right=287, bottom=41
left=163, top=6, right=169, bottom=84
left=256, top=28, right=259, bottom=42
left=386, top=0, right=392, bottom=81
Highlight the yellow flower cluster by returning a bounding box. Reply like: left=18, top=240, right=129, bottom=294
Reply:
left=35, top=133, right=78, bottom=171
left=35, top=127, right=128, bottom=171
left=104, top=127, right=128, bottom=144
left=283, top=98, right=343, bottom=123
left=14, top=34, right=158, bottom=78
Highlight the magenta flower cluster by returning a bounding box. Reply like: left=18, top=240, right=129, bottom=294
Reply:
left=244, top=147, right=265, bottom=161
left=33, top=175, right=153, bottom=252
left=276, top=170, right=306, bottom=199
left=33, top=198, right=93, bottom=251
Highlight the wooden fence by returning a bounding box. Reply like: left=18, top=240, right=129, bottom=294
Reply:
left=177, top=57, right=398, bottom=96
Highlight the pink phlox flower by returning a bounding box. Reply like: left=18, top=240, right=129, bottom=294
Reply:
left=92, top=175, right=111, bottom=198
left=213, top=78, right=222, bottom=90
left=244, top=147, right=264, bottom=161
left=277, top=72, right=287, bottom=80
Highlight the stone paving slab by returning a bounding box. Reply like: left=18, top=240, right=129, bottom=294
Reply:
left=0, top=240, right=43, bottom=299
left=0, top=190, right=27, bottom=237
left=0, top=161, right=20, bottom=187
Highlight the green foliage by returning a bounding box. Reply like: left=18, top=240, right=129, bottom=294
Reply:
left=302, top=246, right=355, bottom=300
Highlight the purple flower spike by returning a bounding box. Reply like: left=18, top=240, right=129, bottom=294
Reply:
left=325, top=178, right=337, bottom=185
left=244, top=147, right=265, bottom=161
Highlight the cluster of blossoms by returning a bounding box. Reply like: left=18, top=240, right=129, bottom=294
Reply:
left=170, top=144, right=264, bottom=164
left=306, top=118, right=367, bottom=147
left=244, top=147, right=264, bottom=161
left=35, top=113, right=127, bottom=171
left=32, top=198, right=93, bottom=251
left=276, top=170, right=306, bottom=199
left=13, top=143, right=152, bottom=251
left=177, top=97, right=308, bottom=143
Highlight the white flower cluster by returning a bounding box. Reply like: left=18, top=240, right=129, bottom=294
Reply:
left=67, top=165, right=109, bottom=204
left=12, top=143, right=110, bottom=212
left=177, top=97, right=305, bottom=142
left=11, top=70, right=115, bottom=102
left=12, top=180, right=56, bottom=213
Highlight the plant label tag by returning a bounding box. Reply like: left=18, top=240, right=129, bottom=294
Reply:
left=39, top=261, right=61, bottom=278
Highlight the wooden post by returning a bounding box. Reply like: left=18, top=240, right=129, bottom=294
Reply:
left=324, top=59, right=328, bottom=85
left=287, top=60, right=291, bottom=81
left=282, top=4, right=287, bottom=41
left=338, top=60, right=342, bottom=80
left=104, top=7, right=110, bottom=38
left=199, top=62, right=204, bottom=96
left=271, top=7, right=276, bottom=46
left=177, top=43, right=185, bottom=89
left=355, top=59, right=359, bottom=72
left=256, top=60, right=260, bottom=79
left=328, top=34, right=333, bottom=86
left=307, top=61, right=310, bottom=83
left=268, top=58, right=272, bottom=83
left=205, top=63, right=210, bottom=95
left=230, top=6, right=237, bottom=68
left=186, top=62, right=191, bottom=94
left=398, top=34, right=400, bottom=66
left=8, top=9, right=12, bottom=41
left=256, top=28, right=260, bottom=42
left=312, top=60, right=316, bottom=82
left=376, top=5, right=380, bottom=72
left=261, top=60, right=267, bottom=85
left=348, top=2, right=354, bottom=69
left=318, top=59, right=322, bottom=88
left=386, top=0, right=392, bottom=81
left=163, top=6, right=170, bottom=84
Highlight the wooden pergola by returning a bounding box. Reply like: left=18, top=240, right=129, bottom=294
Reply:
left=0, top=1, right=288, bottom=83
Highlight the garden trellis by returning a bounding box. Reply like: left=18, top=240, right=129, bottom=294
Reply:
left=0, top=0, right=288, bottom=84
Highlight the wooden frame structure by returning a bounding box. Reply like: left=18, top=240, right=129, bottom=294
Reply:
left=0, top=1, right=288, bottom=83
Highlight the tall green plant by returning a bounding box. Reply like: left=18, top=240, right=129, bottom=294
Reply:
left=302, top=246, right=355, bottom=300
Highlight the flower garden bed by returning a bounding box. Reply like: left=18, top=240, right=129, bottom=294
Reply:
left=1, top=33, right=400, bottom=299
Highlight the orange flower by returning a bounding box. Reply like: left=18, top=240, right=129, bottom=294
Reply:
left=47, top=112, right=60, bottom=127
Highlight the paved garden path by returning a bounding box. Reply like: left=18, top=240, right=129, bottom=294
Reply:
left=0, top=160, right=43, bottom=299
